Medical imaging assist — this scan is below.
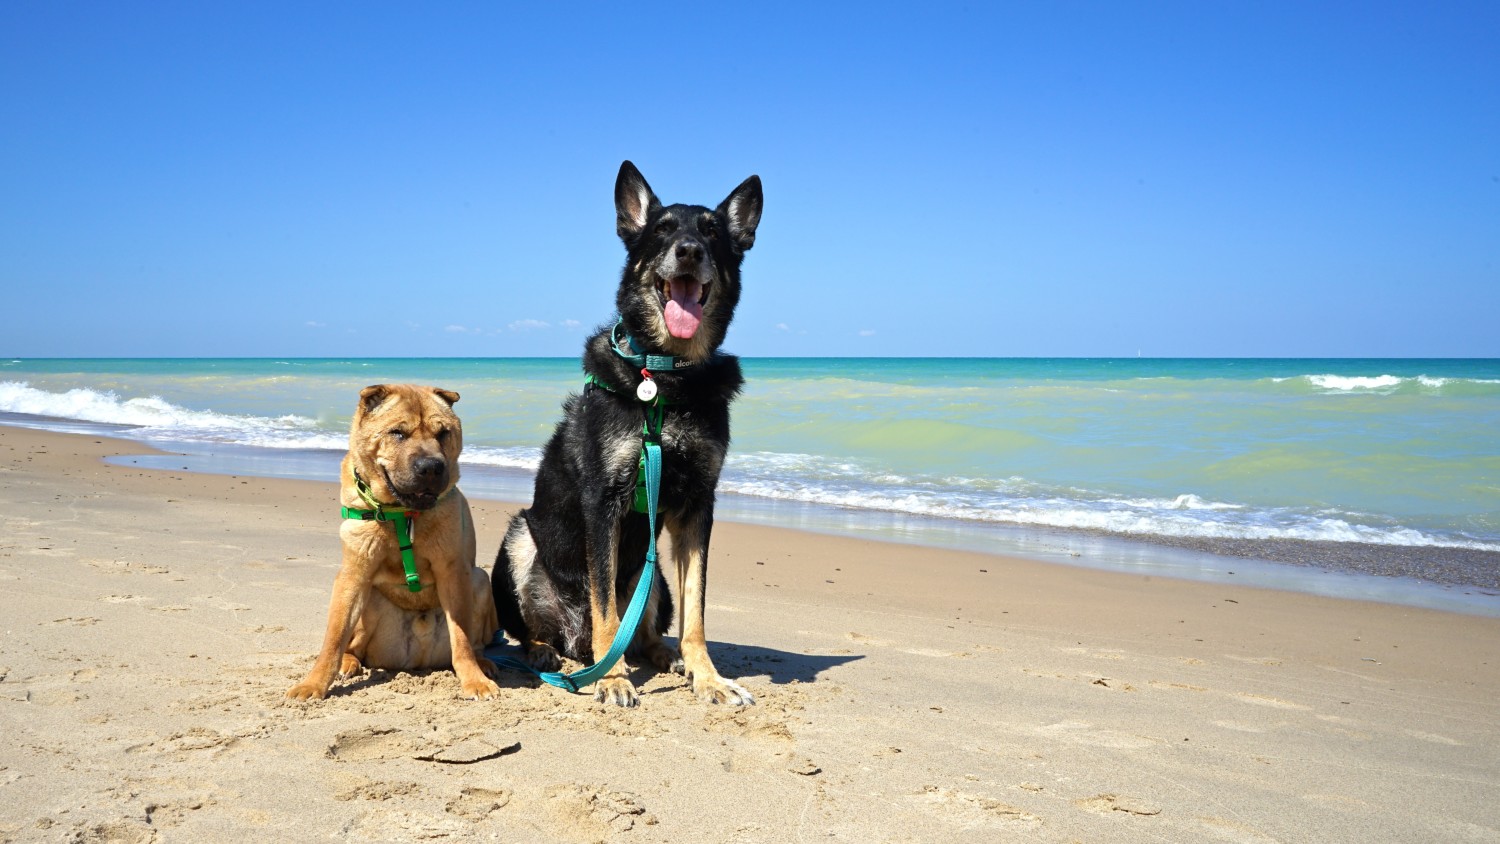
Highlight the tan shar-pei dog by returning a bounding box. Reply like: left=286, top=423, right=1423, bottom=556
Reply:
left=287, top=384, right=500, bottom=701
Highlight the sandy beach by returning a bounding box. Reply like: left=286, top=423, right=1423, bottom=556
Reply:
left=2, top=424, right=1498, bottom=843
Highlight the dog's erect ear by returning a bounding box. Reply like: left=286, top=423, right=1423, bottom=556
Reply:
left=718, top=174, right=763, bottom=251
left=615, top=160, right=660, bottom=242
left=433, top=388, right=460, bottom=406
left=358, top=384, right=391, bottom=416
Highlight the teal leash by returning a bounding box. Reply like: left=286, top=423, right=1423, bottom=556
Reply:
left=485, top=360, right=666, bottom=693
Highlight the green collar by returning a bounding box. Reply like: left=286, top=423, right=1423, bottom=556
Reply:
left=341, top=471, right=427, bottom=592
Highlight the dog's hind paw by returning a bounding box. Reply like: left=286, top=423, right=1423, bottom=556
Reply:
left=338, top=653, right=365, bottom=679
left=592, top=676, right=639, bottom=707
left=524, top=642, right=562, bottom=672
left=694, top=674, right=755, bottom=706
left=639, top=642, right=683, bottom=674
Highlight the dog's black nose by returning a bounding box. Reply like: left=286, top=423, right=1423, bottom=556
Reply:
left=675, top=239, right=704, bottom=264
left=414, top=456, right=447, bottom=482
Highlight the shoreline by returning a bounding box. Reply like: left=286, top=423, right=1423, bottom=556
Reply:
left=4, top=411, right=1494, bottom=617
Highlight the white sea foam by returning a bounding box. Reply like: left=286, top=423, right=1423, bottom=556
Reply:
left=460, top=445, right=543, bottom=472
left=0, top=381, right=344, bottom=450
left=1306, top=374, right=1403, bottom=391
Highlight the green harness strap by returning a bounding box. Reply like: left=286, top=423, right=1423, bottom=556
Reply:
left=342, top=474, right=423, bottom=593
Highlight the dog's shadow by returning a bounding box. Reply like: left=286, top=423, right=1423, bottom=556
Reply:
left=696, top=640, right=862, bottom=685
left=479, top=637, right=862, bottom=689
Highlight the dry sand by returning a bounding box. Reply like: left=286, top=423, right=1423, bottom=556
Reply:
left=1, top=424, right=1498, bottom=843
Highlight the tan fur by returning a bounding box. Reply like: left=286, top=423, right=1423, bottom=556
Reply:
left=287, top=384, right=500, bottom=701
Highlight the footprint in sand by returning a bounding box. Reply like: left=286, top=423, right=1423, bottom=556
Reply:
left=916, top=785, right=1043, bottom=827
left=446, top=786, right=512, bottom=820
left=343, top=808, right=471, bottom=839
left=67, top=820, right=158, bottom=843
left=126, top=728, right=241, bottom=761
left=335, top=779, right=424, bottom=801
left=48, top=616, right=99, bottom=626
left=536, top=784, right=655, bottom=838
left=326, top=727, right=414, bottom=762
left=101, top=595, right=147, bottom=604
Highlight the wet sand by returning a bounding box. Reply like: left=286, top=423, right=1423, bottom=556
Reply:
left=2, top=425, right=1499, bottom=842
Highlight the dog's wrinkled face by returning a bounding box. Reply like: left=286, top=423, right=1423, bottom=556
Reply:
left=349, top=384, right=463, bottom=510
left=614, top=161, right=762, bottom=362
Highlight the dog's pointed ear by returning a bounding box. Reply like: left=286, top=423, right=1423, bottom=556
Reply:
left=358, top=384, right=391, bottom=416
left=434, top=388, right=460, bottom=406
left=718, top=174, right=763, bottom=252
left=615, top=160, right=659, bottom=243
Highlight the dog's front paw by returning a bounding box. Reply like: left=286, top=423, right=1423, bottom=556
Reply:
left=693, top=674, right=754, bottom=706
left=285, top=681, right=328, bottom=701
left=460, top=674, right=501, bottom=701
left=592, top=676, right=639, bottom=707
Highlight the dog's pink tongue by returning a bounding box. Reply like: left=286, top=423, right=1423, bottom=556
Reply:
left=664, top=278, right=703, bottom=339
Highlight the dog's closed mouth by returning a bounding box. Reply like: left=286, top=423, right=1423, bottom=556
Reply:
left=383, top=466, right=440, bottom=510
left=658, top=274, right=709, bottom=339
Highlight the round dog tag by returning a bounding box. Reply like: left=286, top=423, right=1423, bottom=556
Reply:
left=636, top=379, right=658, bottom=402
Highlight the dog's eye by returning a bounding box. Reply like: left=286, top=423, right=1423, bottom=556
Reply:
left=435, top=428, right=450, bottom=441
left=388, top=429, right=407, bottom=441
left=654, top=220, right=676, bottom=236
left=700, top=219, right=718, bottom=238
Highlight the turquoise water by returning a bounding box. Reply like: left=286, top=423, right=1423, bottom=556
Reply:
left=3, top=357, right=1498, bottom=554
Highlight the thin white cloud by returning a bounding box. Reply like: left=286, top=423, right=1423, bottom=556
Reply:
left=444, top=324, right=471, bottom=333
left=775, top=322, right=790, bottom=332
left=561, top=319, right=582, bottom=329
left=858, top=329, right=877, bottom=337
left=304, top=321, right=326, bottom=328
left=508, top=319, right=551, bottom=332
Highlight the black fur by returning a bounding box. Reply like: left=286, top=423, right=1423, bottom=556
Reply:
left=492, top=161, right=762, bottom=681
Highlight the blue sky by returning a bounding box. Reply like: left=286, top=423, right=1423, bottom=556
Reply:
left=2, top=3, right=1496, bottom=358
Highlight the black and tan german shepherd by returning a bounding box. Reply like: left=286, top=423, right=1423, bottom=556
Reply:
left=491, top=161, right=762, bottom=707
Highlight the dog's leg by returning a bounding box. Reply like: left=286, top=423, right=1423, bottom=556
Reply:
left=585, top=490, right=637, bottom=706
left=497, top=513, right=566, bottom=672
left=287, top=544, right=375, bottom=700
left=625, top=562, right=682, bottom=674
left=433, top=560, right=501, bottom=700
left=672, top=510, right=754, bottom=705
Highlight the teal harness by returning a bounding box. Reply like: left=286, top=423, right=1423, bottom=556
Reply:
left=484, top=322, right=689, bottom=693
